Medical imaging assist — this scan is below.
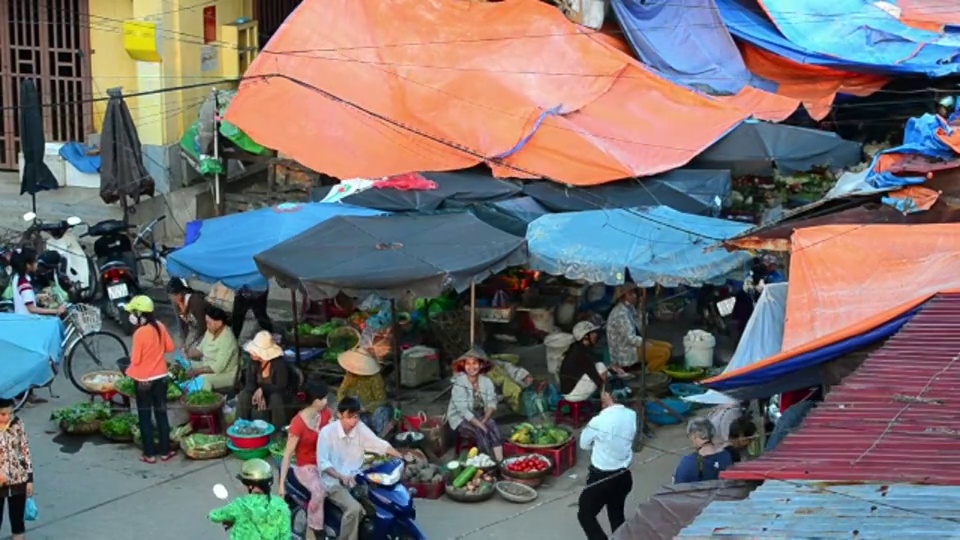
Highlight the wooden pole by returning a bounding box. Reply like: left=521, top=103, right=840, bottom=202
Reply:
left=211, top=88, right=222, bottom=216
left=633, top=287, right=648, bottom=451
left=469, top=281, right=477, bottom=346
left=391, top=298, right=401, bottom=395
left=290, top=289, right=302, bottom=364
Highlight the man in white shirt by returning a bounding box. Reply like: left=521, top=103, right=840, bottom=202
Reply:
left=578, top=390, right=636, bottom=540
left=316, top=397, right=402, bottom=540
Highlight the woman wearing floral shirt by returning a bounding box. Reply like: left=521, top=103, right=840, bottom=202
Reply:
left=606, top=285, right=644, bottom=377
left=0, top=397, right=33, bottom=540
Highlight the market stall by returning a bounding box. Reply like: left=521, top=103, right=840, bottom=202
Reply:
left=525, top=206, right=753, bottom=446
left=253, top=212, right=528, bottom=385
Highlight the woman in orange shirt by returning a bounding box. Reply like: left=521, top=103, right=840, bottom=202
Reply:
left=124, top=295, right=176, bottom=464
left=278, top=381, right=332, bottom=540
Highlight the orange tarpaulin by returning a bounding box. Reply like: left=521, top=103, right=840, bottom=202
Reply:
left=738, top=43, right=890, bottom=121
left=898, top=0, right=960, bottom=32
left=705, top=223, right=960, bottom=385
left=226, top=0, right=754, bottom=186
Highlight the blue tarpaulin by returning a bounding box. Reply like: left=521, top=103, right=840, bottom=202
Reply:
left=867, top=114, right=959, bottom=188
left=609, top=0, right=770, bottom=95
left=166, top=202, right=385, bottom=290
left=715, top=0, right=960, bottom=76
left=704, top=306, right=917, bottom=391
left=526, top=206, right=752, bottom=286
left=0, top=314, right=64, bottom=399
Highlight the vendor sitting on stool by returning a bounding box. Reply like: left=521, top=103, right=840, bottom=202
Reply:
left=446, top=347, right=504, bottom=462
left=559, top=321, right=607, bottom=402
left=336, top=349, right=396, bottom=437
left=606, top=284, right=644, bottom=378
left=184, top=305, right=240, bottom=392
left=237, top=331, right=290, bottom=429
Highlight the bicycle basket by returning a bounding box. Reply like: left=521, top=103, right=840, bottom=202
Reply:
left=69, top=304, right=102, bottom=334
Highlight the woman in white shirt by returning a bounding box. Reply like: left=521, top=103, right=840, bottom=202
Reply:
left=10, top=248, right=64, bottom=317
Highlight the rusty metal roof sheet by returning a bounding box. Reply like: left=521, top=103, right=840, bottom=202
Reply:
left=677, top=481, right=960, bottom=538
left=724, top=293, right=960, bottom=484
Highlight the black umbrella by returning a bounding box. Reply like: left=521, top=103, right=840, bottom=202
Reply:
left=691, top=121, right=863, bottom=177
left=19, top=79, right=59, bottom=211
left=99, top=87, right=154, bottom=209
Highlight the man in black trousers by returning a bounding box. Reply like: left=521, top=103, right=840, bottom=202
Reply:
left=231, top=286, right=273, bottom=339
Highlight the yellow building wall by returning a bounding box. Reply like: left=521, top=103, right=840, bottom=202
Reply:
left=87, top=0, right=253, bottom=147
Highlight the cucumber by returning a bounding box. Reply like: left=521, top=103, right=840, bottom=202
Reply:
left=452, top=465, right=477, bottom=489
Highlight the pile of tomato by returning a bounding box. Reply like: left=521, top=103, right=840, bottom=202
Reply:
left=505, top=456, right=549, bottom=474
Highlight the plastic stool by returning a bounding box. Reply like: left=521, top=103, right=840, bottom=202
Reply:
left=93, top=390, right=130, bottom=409
left=189, top=411, right=224, bottom=434
left=555, top=399, right=593, bottom=428
left=455, top=432, right=477, bottom=455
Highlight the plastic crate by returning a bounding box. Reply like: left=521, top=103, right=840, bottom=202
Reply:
left=404, top=480, right=445, bottom=500
left=504, top=439, right=577, bottom=477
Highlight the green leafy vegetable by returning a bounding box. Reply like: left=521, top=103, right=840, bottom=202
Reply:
left=50, top=402, right=111, bottom=427
left=100, top=413, right=137, bottom=438
left=185, top=390, right=222, bottom=406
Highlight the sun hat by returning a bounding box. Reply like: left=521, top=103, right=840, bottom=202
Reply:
left=572, top=320, right=601, bottom=341
left=338, top=349, right=381, bottom=376
left=244, top=330, right=284, bottom=361
left=451, top=346, right=493, bottom=374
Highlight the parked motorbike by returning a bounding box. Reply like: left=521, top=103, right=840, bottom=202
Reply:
left=285, top=458, right=426, bottom=540
left=21, top=212, right=97, bottom=302
left=81, top=219, right=140, bottom=335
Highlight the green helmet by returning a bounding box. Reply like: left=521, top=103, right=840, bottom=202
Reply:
left=124, top=295, right=155, bottom=314
left=237, top=458, right=274, bottom=483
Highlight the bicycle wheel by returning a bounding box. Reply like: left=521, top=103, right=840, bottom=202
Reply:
left=12, top=391, right=29, bottom=412
left=66, top=330, right=130, bottom=394
left=136, top=254, right=165, bottom=291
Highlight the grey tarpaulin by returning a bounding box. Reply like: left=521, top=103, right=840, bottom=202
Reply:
left=310, top=170, right=521, bottom=212
left=254, top=212, right=528, bottom=300
left=690, top=120, right=862, bottom=176
left=613, top=480, right=756, bottom=540
left=523, top=169, right=731, bottom=215
left=99, top=87, right=155, bottom=205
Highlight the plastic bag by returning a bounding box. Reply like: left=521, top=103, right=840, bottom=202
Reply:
left=24, top=497, right=38, bottom=521
left=179, top=376, right=205, bottom=394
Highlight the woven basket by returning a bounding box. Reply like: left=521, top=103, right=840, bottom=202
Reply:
left=286, top=330, right=326, bottom=349
left=80, top=370, right=124, bottom=393
left=180, top=393, right=226, bottom=414
left=445, top=484, right=496, bottom=503
left=101, top=430, right=134, bottom=443
left=184, top=444, right=229, bottom=460
left=495, top=481, right=538, bottom=504
left=500, top=455, right=552, bottom=480
left=510, top=427, right=573, bottom=450
left=68, top=303, right=102, bottom=334
left=60, top=419, right=103, bottom=436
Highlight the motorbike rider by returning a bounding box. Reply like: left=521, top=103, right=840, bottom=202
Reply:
left=317, top=397, right=404, bottom=540
left=209, top=458, right=292, bottom=540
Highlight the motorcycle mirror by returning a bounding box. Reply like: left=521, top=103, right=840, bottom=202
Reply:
left=213, top=484, right=229, bottom=500
left=22, top=212, right=36, bottom=222
left=66, top=216, right=82, bottom=226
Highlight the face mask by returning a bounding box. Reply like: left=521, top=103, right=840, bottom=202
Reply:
left=128, top=314, right=141, bottom=327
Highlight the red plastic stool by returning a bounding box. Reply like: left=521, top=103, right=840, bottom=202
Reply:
left=189, top=411, right=224, bottom=434
left=555, top=399, right=594, bottom=429
left=454, top=432, right=477, bottom=455
left=93, top=390, right=130, bottom=410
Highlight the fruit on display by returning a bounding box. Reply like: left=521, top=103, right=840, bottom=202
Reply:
left=450, top=465, right=495, bottom=496
left=510, top=423, right=570, bottom=446
left=505, top=455, right=550, bottom=475
left=462, top=448, right=495, bottom=468
left=401, top=461, right=444, bottom=484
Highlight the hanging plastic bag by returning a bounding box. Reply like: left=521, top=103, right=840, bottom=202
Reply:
left=24, top=497, right=38, bottom=521
left=179, top=377, right=205, bottom=394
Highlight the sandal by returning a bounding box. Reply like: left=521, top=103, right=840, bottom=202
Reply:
left=160, top=451, right=178, bottom=462
left=140, top=455, right=157, bottom=464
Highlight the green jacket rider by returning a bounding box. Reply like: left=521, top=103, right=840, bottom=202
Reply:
left=209, top=458, right=292, bottom=540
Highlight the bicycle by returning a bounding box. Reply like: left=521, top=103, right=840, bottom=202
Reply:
left=131, top=215, right=178, bottom=292
left=11, top=303, right=129, bottom=411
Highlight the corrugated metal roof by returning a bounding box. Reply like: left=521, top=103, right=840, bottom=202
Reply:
left=725, top=293, right=960, bottom=484
left=677, top=482, right=960, bottom=538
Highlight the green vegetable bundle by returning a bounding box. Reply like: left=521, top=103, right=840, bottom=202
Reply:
left=113, top=376, right=182, bottom=399
left=50, top=402, right=112, bottom=427
left=100, top=413, right=138, bottom=439
left=185, top=390, right=222, bottom=406
left=182, top=433, right=227, bottom=452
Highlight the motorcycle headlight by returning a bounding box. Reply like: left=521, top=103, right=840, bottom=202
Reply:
left=366, top=465, right=403, bottom=487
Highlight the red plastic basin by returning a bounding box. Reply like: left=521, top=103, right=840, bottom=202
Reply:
left=228, top=434, right=270, bottom=450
